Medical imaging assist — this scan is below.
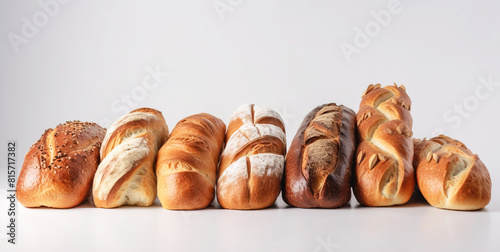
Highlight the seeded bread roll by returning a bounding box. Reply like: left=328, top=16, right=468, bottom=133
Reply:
left=92, top=108, right=169, bottom=208
left=282, top=103, right=357, bottom=208
left=16, top=121, right=105, bottom=208
left=156, top=113, right=226, bottom=210
left=217, top=104, right=286, bottom=210
left=353, top=84, right=415, bottom=206
left=414, top=135, right=491, bottom=210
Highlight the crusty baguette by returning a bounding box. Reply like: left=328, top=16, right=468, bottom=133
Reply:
left=414, top=135, right=491, bottom=210
left=92, top=108, right=169, bottom=208
left=283, top=103, right=356, bottom=208
left=156, top=113, right=226, bottom=210
left=217, top=104, right=286, bottom=209
left=17, top=121, right=105, bottom=208
left=353, top=84, right=415, bottom=206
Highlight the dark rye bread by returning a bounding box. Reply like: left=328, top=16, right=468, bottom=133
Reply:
left=282, top=103, right=357, bottom=208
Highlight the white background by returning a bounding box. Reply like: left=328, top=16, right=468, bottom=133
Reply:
left=1, top=0, right=499, bottom=251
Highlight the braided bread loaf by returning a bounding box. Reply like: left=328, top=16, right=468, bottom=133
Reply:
left=92, top=108, right=169, bottom=208
left=217, top=104, right=286, bottom=209
left=353, top=84, right=415, bottom=206
left=282, top=103, right=357, bottom=208
left=414, top=135, right=491, bottom=210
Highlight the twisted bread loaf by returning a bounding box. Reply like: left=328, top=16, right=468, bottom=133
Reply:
left=217, top=104, right=286, bottom=209
left=92, top=108, right=169, bottom=208
left=353, top=84, right=415, bottom=206
left=283, top=103, right=357, bottom=208
left=414, top=135, right=491, bottom=210
left=156, top=113, right=226, bottom=210
left=17, top=121, right=105, bottom=208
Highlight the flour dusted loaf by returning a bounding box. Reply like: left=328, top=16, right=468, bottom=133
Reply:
left=353, top=84, right=415, bottom=206
left=282, top=103, right=357, bottom=208
left=156, top=113, right=225, bottom=210
left=17, top=121, right=105, bottom=208
left=92, top=108, right=169, bottom=208
left=217, top=104, right=286, bottom=209
left=414, top=135, right=491, bottom=210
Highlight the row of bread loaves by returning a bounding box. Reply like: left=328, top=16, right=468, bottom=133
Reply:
left=16, top=85, right=491, bottom=211
left=16, top=104, right=287, bottom=210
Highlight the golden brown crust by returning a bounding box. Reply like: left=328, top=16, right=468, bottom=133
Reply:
left=353, top=84, right=415, bottom=206
left=16, top=121, right=105, bottom=208
left=282, top=103, right=357, bottom=208
left=156, top=113, right=226, bottom=210
left=414, top=135, right=491, bottom=210
left=217, top=104, right=286, bottom=210
left=92, top=108, right=169, bottom=208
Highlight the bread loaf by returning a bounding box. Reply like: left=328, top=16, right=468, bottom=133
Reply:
left=353, top=84, right=415, bottom=206
left=92, top=108, right=169, bottom=208
left=282, top=103, right=356, bottom=208
left=156, top=113, right=226, bottom=210
left=414, top=135, right=491, bottom=210
left=17, top=121, right=105, bottom=208
left=217, top=104, right=286, bottom=210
